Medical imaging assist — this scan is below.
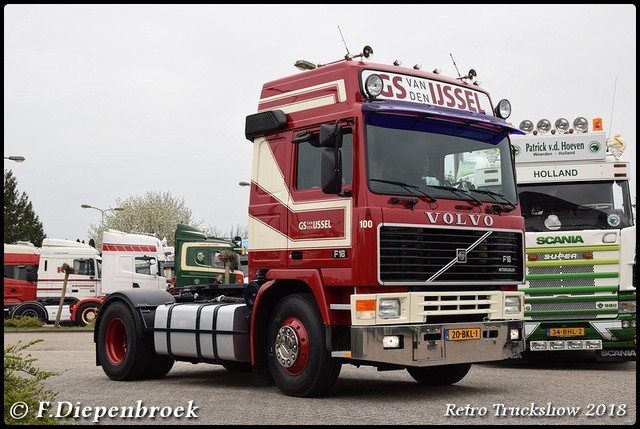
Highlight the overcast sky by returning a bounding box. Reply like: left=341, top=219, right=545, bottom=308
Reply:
left=4, top=4, right=636, bottom=242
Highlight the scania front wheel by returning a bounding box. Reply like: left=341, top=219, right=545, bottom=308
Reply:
left=97, top=301, right=173, bottom=380
left=266, top=293, right=341, bottom=398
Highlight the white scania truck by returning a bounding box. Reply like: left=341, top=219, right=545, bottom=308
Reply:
left=508, top=116, right=636, bottom=361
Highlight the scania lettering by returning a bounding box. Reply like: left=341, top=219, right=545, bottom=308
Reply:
left=93, top=46, right=526, bottom=397
left=509, top=116, right=636, bottom=361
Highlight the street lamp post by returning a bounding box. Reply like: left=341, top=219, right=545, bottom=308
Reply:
left=81, top=204, right=124, bottom=225
left=4, top=156, right=26, bottom=163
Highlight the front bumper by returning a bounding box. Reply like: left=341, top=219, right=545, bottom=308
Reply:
left=349, top=320, right=524, bottom=366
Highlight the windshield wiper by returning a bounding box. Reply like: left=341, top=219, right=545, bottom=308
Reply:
left=428, top=185, right=483, bottom=207
left=470, top=188, right=517, bottom=212
left=370, top=179, right=437, bottom=203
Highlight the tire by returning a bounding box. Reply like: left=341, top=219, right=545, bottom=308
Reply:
left=12, top=303, right=47, bottom=323
left=75, top=302, right=99, bottom=327
left=266, top=294, right=342, bottom=397
left=148, top=354, right=175, bottom=379
left=406, top=363, right=472, bottom=385
left=97, top=301, right=173, bottom=381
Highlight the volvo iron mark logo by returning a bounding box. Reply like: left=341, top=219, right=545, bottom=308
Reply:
left=456, top=249, right=467, bottom=263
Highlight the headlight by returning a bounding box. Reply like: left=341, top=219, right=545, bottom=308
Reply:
left=364, top=74, right=383, bottom=99
left=494, top=99, right=512, bottom=119
left=504, top=296, right=522, bottom=315
left=378, top=298, right=401, bottom=319
left=619, top=300, right=636, bottom=313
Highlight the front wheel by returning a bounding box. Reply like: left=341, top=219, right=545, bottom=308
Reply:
left=97, top=301, right=173, bottom=380
left=267, top=294, right=341, bottom=397
left=75, top=302, right=99, bottom=326
left=407, top=363, right=472, bottom=385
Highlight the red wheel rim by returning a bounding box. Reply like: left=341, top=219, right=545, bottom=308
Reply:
left=105, top=318, right=127, bottom=364
left=274, top=316, right=309, bottom=375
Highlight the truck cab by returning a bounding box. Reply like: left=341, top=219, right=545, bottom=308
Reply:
left=101, top=229, right=168, bottom=293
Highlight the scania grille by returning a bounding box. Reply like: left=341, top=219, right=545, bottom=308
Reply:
left=525, top=251, right=618, bottom=321
left=379, top=225, right=523, bottom=283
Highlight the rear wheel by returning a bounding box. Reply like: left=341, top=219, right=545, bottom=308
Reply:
left=75, top=302, right=99, bottom=327
left=12, top=303, right=47, bottom=323
left=406, top=363, right=472, bottom=385
left=97, top=301, right=173, bottom=380
left=266, top=294, right=342, bottom=397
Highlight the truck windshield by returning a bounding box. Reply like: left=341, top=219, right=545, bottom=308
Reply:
left=365, top=117, right=518, bottom=205
left=519, top=180, right=634, bottom=232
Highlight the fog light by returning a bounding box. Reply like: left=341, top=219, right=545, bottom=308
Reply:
left=549, top=341, right=566, bottom=350
left=509, top=328, right=521, bottom=341
left=530, top=341, right=548, bottom=351
left=383, top=335, right=402, bottom=349
left=585, top=340, right=602, bottom=350
left=567, top=340, right=584, bottom=350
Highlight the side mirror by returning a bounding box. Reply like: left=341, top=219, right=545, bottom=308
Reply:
left=320, top=122, right=344, bottom=194
left=319, top=123, right=343, bottom=148
left=321, top=148, right=342, bottom=194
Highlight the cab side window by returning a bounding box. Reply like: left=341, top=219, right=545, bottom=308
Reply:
left=296, top=131, right=352, bottom=190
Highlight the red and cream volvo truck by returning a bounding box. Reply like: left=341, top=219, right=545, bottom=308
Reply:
left=94, top=46, right=527, bottom=397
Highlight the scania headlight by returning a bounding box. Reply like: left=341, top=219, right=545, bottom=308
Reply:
left=378, top=298, right=401, bottom=319
left=364, top=74, right=383, bottom=99
left=504, top=296, right=522, bottom=315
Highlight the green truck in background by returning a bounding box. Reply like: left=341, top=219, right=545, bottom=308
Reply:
left=173, top=224, right=245, bottom=288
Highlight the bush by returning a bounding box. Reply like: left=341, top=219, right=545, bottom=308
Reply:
left=4, top=316, right=46, bottom=329
left=4, top=339, right=66, bottom=425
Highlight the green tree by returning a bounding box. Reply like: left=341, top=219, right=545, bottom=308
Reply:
left=3, top=170, right=46, bottom=246
left=87, top=191, right=194, bottom=248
